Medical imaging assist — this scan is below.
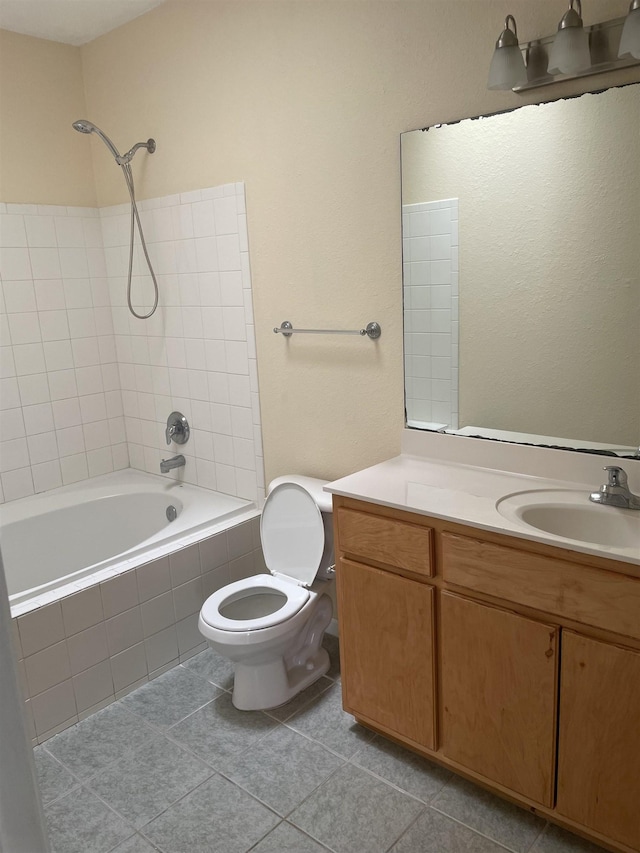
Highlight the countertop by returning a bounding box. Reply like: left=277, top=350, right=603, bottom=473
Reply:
left=325, top=449, right=640, bottom=569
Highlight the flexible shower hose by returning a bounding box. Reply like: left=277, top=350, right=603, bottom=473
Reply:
left=121, top=162, right=159, bottom=319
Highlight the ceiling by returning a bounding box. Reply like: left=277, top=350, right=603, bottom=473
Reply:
left=0, top=0, right=167, bottom=46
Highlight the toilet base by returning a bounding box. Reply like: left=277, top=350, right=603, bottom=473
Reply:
left=231, top=647, right=330, bottom=711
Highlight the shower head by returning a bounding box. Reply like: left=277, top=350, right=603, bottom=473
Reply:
left=72, top=119, right=156, bottom=165
left=72, top=119, right=122, bottom=162
left=72, top=119, right=95, bottom=134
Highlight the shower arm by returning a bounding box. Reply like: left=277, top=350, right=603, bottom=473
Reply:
left=117, top=139, right=156, bottom=166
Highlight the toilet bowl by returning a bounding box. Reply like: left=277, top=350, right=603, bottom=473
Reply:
left=198, top=476, right=334, bottom=710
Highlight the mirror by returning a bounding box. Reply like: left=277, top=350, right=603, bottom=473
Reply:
left=401, top=83, right=640, bottom=456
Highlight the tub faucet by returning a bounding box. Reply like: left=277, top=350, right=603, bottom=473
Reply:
left=160, top=454, right=185, bottom=474
left=589, top=466, right=640, bottom=510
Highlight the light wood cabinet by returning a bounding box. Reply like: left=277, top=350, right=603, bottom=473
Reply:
left=333, top=495, right=640, bottom=853
left=557, top=632, right=640, bottom=852
left=338, top=557, right=436, bottom=749
left=440, top=592, right=558, bottom=806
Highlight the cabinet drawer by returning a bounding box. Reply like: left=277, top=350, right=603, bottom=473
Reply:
left=336, top=507, right=433, bottom=577
left=442, top=532, right=640, bottom=640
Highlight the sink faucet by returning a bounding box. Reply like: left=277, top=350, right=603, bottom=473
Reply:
left=160, top=454, right=185, bottom=474
left=589, top=466, right=640, bottom=510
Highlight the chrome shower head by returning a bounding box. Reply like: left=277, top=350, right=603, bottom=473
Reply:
left=72, top=119, right=156, bottom=165
left=72, top=119, right=122, bottom=162
left=72, top=119, right=95, bottom=134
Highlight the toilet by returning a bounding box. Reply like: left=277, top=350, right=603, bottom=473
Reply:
left=198, top=475, right=334, bottom=710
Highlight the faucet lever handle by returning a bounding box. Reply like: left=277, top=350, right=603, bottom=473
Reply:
left=603, top=465, right=627, bottom=487
left=165, top=411, right=190, bottom=446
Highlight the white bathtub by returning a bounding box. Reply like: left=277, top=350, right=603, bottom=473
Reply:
left=0, top=469, right=258, bottom=611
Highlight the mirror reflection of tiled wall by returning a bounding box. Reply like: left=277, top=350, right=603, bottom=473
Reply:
left=402, top=198, right=458, bottom=431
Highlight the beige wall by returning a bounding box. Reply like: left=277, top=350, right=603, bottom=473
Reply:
left=403, top=85, right=640, bottom=446
left=3, top=1, right=638, bottom=480
left=0, top=30, right=95, bottom=206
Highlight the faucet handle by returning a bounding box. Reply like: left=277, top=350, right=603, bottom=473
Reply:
left=165, top=411, right=190, bottom=446
left=603, top=466, right=627, bottom=487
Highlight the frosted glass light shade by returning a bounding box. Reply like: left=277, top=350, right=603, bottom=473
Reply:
left=548, top=24, right=591, bottom=74
left=488, top=44, right=527, bottom=89
left=619, top=5, right=640, bottom=59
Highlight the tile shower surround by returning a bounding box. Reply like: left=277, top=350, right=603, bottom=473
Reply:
left=10, top=515, right=266, bottom=744
left=0, top=182, right=264, bottom=505
left=403, top=198, right=459, bottom=430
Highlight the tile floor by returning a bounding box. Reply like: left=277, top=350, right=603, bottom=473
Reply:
left=35, top=635, right=607, bottom=853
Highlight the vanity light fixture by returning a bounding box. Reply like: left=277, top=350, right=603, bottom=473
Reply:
left=619, top=0, right=640, bottom=59
left=487, top=15, right=528, bottom=90
left=488, top=1, right=640, bottom=92
left=547, top=0, right=591, bottom=74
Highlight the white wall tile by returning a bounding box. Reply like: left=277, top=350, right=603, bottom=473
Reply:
left=191, top=200, right=215, bottom=238
left=0, top=247, right=32, bottom=279
left=403, top=198, right=458, bottom=430
left=23, top=402, right=54, bottom=435
left=27, top=431, right=59, bottom=464
left=59, top=248, right=89, bottom=279
left=0, top=377, right=21, bottom=409
left=43, top=340, right=74, bottom=372
left=0, top=214, right=27, bottom=247
left=18, top=373, right=50, bottom=406
left=39, top=310, right=69, bottom=342
left=60, top=452, right=89, bottom=485
left=56, top=425, right=85, bottom=457
left=32, top=460, right=63, bottom=493
left=64, top=279, right=93, bottom=309
left=52, top=398, right=82, bottom=430
left=13, top=343, right=46, bottom=376
left=34, top=279, right=65, bottom=311
left=0, top=437, right=30, bottom=472
left=3, top=280, right=37, bottom=313
left=8, top=312, right=41, bottom=345
left=0, top=408, right=25, bottom=441
left=1, top=466, right=34, bottom=500
left=0, top=346, right=15, bottom=379
left=1, top=187, right=262, bottom=504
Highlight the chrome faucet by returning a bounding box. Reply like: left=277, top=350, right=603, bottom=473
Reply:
left=160, top=454, right=185, bottom=474
left=165, top=411, right=190, bottom=446
left=589, top=466, right=640, bottom=510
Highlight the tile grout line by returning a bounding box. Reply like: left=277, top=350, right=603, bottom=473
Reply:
left=428, top=801, right=538, bottom=853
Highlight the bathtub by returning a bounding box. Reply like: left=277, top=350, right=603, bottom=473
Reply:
left=1, top=469, right=258, bottom=612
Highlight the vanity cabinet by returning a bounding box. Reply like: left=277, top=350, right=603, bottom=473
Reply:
left=333, top=495, right=640, bottom=853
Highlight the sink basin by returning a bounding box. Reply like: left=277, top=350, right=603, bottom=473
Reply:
left=496, top=489, right=640, bottom=549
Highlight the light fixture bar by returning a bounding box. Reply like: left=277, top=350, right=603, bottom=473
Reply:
left=513, top=15, right=640, bottom=91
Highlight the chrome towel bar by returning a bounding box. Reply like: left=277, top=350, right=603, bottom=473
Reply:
left=273, top=320, right=381, bottom=339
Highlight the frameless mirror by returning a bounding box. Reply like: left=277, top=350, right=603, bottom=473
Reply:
left=401, top=83, right=640, bottom=456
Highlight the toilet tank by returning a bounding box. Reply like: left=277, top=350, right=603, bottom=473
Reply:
left=267, top=475, right=335, bottom=581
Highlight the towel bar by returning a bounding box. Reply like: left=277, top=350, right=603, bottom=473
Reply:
left=273, top=320, right=381, bottom=339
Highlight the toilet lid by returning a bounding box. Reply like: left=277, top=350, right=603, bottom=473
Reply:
left=261, top=482, right=325, bottom=587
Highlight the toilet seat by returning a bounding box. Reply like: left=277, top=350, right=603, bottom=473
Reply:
left=200, top=574, right=310, bottom=632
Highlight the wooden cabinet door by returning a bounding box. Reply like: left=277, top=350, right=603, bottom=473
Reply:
left=337, top=558, right=436, bottom=749
left=557, top=632, right=640, bottom=851
left=441, top=592, right=558, bottom=806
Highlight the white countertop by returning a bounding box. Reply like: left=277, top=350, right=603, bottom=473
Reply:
left=325, top=432, right=640, bottom=568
